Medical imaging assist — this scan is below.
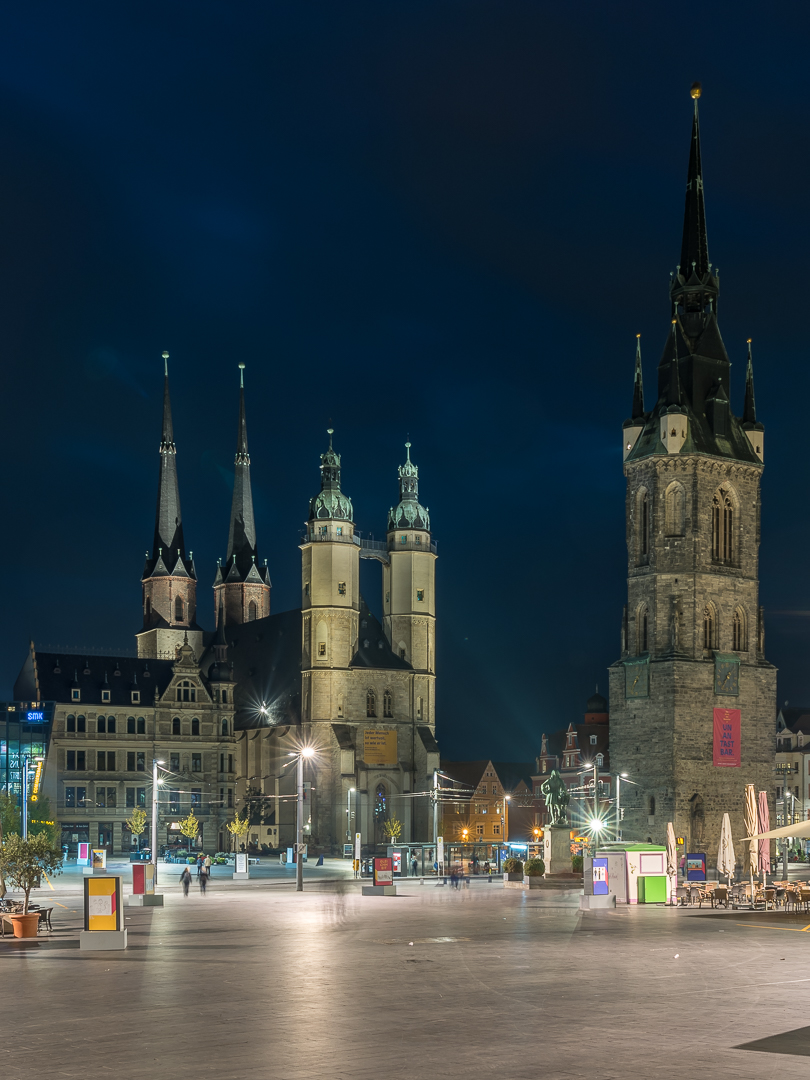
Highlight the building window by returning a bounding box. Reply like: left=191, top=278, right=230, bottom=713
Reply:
left=480, top=784, right=487, bottom=795
left=399, top=648, right=406, bottom=660
left=337, top=582, right=346, bottom=596
left=98, top=751, right=115, bottom=771
left=476, top=824, right=484, bottom=836
left=170, top=753, right=180, bottom=772
left=137, top=752, right=145, bottom=772
left=416, top=590, right=425, bottom=602
left=383, top=690, right=393, bottom=718
left=175, top=595, right=185, bottom=621
left=596, top=753, right=604, bottom=766
left=192, top=753, right=201, bottom=772
left=227, top=789, right=233, bottom=808
left=374, top=783, right=387, bottom=823
left=127, top=752, right=136, bottom=771
left=703, top=603, right=717, bottom=650
left=176, top=681, right=196, bottom=703
left=732, top=607, right=747, bottom=652
left=493, top=824, right=501, bottom=836
left=65, top=787, right=75, bottom=808
left=649, top=795, right=656, bottom=816
left=220, top=754, right=225, bottom=772
left=98, top=717, right=106, bottom=734
left=366, top=689, right=377, bottom=718
left=127, top=717, right=135, bottom=734
left=222, top=719, right=228, bottom=736
left=77, top=715, right=86, bottom=732
left=336, top=526, right=343, bottom=536
left=304, top=582, right=310, bottom=597
left=101, top=690, right=111, bottom=703
left=72, top=689, right=81, bottom=702
left=192, top=718, right=200, bottom=736
left=137, top=717, right=146, bottom=734
left=126, top=788, right=135, bottom=808
left=228, top=754, right=234, bottom=773
left=221, top=690, right=228, bottom=704
left=132, top=691, right=140, bottom=704
left=96, top=788, right=106, bottom=808
left=173, top=717, right=181, bottom=735
left=191, top=788, right=201, bottom=806
left=248, top=600, right=258, bottom=622
left=590, top=735, right=597, bottom=745
left=67, top=714, right=76, bottom=732
left=169, top=790, right=180, bottom=814
left=712, top=486, right=735, bottom=563
left=665, top=482, right=685, bottom=537
left=400, top=535, right=407, bottom=545
left=318, top=642, right=326, bottom=657
left=320, top=526, right=328, bottom=537
left=107, top=717, right=116, bottom=734
left=137, top=787, right=146, bottom=806
left=635, top=487, right=649, bottom=562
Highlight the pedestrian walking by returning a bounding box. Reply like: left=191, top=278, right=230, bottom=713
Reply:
left=180, top=867, right=191, bottom=897
left=196, top=854, right=203, bottom=879
left=411, top=855, right=418, bottom=877
left=204, top=854, right=211, bottom=874
left=199, top=867, right=209, bottom=895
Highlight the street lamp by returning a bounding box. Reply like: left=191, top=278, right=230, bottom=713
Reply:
left=151, top=758, right=166, bottom=876
left=291, top=747, right=315, bottom=893
left=504, top=795, right=511, bottom=844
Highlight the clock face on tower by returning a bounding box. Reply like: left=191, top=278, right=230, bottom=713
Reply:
left=625, top=659, right=649, bottom=699
left=714, top=656, right=740, bottom=696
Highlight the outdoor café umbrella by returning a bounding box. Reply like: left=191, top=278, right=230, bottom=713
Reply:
left=744, top=783, right=758, bottom=897
left=666, top=822, right=677, bottom=902
left=757, top=790, right=771, bottom=877
left=717, top=813, right=736, bottom=884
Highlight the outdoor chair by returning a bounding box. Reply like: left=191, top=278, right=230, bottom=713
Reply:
left=712, top=887, right=729, bottom=909
left=763, top=888, right=776, bottom=910
left=799, top=889, right=810, bottom=912
left=675, top=887, right=689, bottom=906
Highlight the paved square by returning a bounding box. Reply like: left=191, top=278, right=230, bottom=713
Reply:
left=3, top=875, right=810, bottom=1079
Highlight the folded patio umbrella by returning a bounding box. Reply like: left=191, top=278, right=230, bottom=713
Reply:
left=717, top=813, right=736, bottom=882
left=744, top=784, right=758, bottom=895
left=666, top=822, right=677, bottom=902
left=757, top=790, right=771, bottom=875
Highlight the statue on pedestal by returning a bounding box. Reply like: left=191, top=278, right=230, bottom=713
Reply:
left=541, top=770, right=570, bottom=826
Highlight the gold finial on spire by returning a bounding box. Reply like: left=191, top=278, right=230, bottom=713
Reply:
left=690, top=81, right=702, bottom=100
left=327, top=427, right=334, bottom=450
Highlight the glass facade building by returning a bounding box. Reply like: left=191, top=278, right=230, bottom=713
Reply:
left=0, top=702, right=54, bottom=802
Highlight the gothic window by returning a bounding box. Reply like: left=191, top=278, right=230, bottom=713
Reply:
left=374, top=783, right=387, bottom=822
left=703, top=602, right=717, bottom=651
left=712, top=485, right=736, bottom=563
left=248, top=600, right=257, bottom=622
left=366, top=689, right=377, bottom=718
left=648, top=795, right=656, bottom=816
left=636, top=604, right=649, bottom=654
left=192, top=718, right=200, bottom=736
left=175, top=595, right=185, bottom=622
left=596, top=753, right=604, bottom=766
left=635, top=487, right=650, bottom=563
left=172, top=717, right=181, bottom=735
left=665, top=481, right=685, bottom=537
left=145, top=597, right=152, bottom=620
left=176, top=680, right=196, bottom=703
left=383, top=690, right=393, bottom=718
left=732, top=607, right=747, bottom=652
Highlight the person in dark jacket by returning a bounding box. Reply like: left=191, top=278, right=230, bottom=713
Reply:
left=180, top=867, right=191, bottom=897
left=199, top=867, right=209, bottom=895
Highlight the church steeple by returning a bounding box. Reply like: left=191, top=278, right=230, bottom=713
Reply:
left=137, top=352, right=201, bottom=659
left=308, top=429, right=354, bottom=523
left=213, top=364, right=270, bottom=626
left=388, top=442, right=430, bottom=532
left=679, top=83, right=710, bottom=283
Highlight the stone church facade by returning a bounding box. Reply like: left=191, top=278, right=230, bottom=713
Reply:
left=608, top=87, right=776, bottom=860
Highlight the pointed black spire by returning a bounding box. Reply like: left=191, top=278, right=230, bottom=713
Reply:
left=224, top=363, right=260, bottom=577
left=743, top=338, right=757, bottom=424
left=146, top=351, right=192, bottom=577
left=680, top=83, right=710, bottom=281
left=665, top=321, right=683, bottom=407
left=631, top=334, right=645, bottom=419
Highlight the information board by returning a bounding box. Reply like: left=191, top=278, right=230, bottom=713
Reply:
left=84, top=875, right=121, bottom=932
left=373, top=858, right=393, bottom=886
left=592, top=857, right=609, bottom=895
left=363, top=729, right=398, bottom=766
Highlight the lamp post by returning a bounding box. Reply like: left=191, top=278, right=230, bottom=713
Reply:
left=347, top=787, right=355, bottom=842
left=504, top=795, right=510, bottom=844
left=294, top=747, right=315, bottom=893
left=151, top=758, right=165, bottom=876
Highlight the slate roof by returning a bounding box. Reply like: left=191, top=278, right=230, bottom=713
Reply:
left=14, top=648, right=175, bottom=706
left=350, top=598, right=411, bottom=670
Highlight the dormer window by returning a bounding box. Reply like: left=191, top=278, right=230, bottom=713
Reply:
left=101, top=690, right=111, bottom=703
left=71, top=689, right=80, bottom=702
left=590, top=735, right=597, bottom=745
left=131, top=691, right=140, bottom=704
left=596, top=753, right=604, bottom=766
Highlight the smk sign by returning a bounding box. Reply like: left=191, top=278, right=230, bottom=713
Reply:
left=713, top=708, right=741, bottom=767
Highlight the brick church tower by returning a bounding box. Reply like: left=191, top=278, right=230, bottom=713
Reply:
left=608, top=86, right=776, bottom=860
left=213, top=364, right=271, bottom=626
left=137, top=352, right=204, bottom=659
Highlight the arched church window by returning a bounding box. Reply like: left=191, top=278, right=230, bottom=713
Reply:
left=374, top=783, right=387, bottom=823
left=222, top=718, right=228, bottom=736
left=649, top=795, right=656, bottom=816
left=665, top=482, right=685, bottom=536
left=383, top=690, right=393, bottom=718
left=703, top=603, right=717, bottom=651
left=248, top=600, right=257, bottom=622
left=192, top=717, right=200, bottom=736
left=172, top=717, right=181, bottom=735
left=636, top=488, right=649, bottom=563
left=636, top=605, right=649, bottom=654
left=732, top=607, right=747, bottom=652
left=366, top=689, right=377, bottom=718
left=712, top=486, right=735, bottom=563
left=174, top=595, right=184, bottom=622
left=145, top=597, right=152, bottom=620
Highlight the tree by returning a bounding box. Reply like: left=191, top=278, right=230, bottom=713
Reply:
left=0, top=792, right=20, bottom=840
left=226, top=812, right=249, bottom=853
left=178, top=811, right=199, bottom=856
left=126, top=807, right=148, bottom=851
left=0, top=833, right=63, bottom=913
left=382, top=818, right=403, bottom=842
left=28, top=796, right=58, bottom=845
left=241, top=785, right=273, bottom=826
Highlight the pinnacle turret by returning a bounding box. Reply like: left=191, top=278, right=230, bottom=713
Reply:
left=743, top=339, right=757, bottom=425
left=631, top=334, right=645, bottom=420
left=308, top=429, right=353, bottom=522
left=388, top=442, right=430, bottom=532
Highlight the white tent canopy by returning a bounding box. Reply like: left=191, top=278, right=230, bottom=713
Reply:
left=741, top=819, right=810, bottom=842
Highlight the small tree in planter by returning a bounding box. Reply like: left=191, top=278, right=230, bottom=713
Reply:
left=226, top=812, right=249, bottom=854
left=0, top=833, right=63, bottom=914
left=503, top=856, right=524, bottom=881
left=178, top=811, right=200, bottom=855
left=126, top=807, right=148, bottom=853
left=523, top=857, right=545, bottom=888
left=382, top=818, right=403, bottom=843
left=571, top=854, right=584, bottom=874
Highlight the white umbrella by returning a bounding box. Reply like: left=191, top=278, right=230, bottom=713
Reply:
left=742, top=818, right=810, bottom=842
left=666, top=822, right=677, bottom=904
left=744, top=784, right=758, bottom=901
left=717, top=813, right=736, bottom=883
left=757, top=790, right=771, bottom=877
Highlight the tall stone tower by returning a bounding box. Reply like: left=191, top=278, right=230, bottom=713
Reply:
left=300, top=430, right=360, bottom=720
left=383, top=443, right=437, bottom=724
left=213, top=364, right=271, bottom=626
left=137, top=353, right=204, bottom=659
left=608, top=87, right=776, bottom=860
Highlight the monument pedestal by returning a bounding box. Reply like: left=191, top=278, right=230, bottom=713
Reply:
left=543, top=824, right=574, bottom=877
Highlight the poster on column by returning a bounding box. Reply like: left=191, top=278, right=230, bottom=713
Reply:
left=713, top=707, right=741, bottom=767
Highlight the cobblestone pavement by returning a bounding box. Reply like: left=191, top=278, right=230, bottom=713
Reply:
left=2, top=878, right=810, bottom=1080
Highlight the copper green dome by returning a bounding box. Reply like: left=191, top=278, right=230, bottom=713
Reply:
left=308, top=429, right=354, bottom=522
left=388, top=443, right=430, bottom=531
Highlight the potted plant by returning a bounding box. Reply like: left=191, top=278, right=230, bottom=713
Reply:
left=523, top=857, right=545, bottom=888
left=0, top=833, right=63, bottom=937
left=571, top=854, right=584, bottom=875
left=503, top=856, right=524, bottom=882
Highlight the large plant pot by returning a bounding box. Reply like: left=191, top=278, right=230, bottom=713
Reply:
left=9, top=913, right=39, bottom=938
left=523, top=876, right=543, bottom=888
left=503, top=873, right=523, bottom=882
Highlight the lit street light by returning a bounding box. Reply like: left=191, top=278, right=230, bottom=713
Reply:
left=289, top=747, right=315, bottom=892
left=151, top=758, right=166, bottom=877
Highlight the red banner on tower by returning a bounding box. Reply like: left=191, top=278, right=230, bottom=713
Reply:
left=713, top=708, right=741, bottom=767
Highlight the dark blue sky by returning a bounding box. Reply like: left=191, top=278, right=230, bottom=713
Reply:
left=2, top=3, right=809, bottom=758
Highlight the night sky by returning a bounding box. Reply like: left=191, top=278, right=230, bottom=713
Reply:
left=2, top=3, right=809, bottom=759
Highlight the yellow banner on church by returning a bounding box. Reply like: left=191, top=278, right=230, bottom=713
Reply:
left=363, top=729, right=397, bottom=766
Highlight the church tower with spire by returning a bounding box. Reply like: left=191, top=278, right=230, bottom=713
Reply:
left=383, top=443, right=436, bottom=723
left=213, top=364, right=271, bottom=626
left=137, top=352, right=204, bottom=660
left=609, top=86, right=775, bottom=860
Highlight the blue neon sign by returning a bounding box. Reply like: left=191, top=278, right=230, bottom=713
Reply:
left=26, top=711, right=46, bottom=723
